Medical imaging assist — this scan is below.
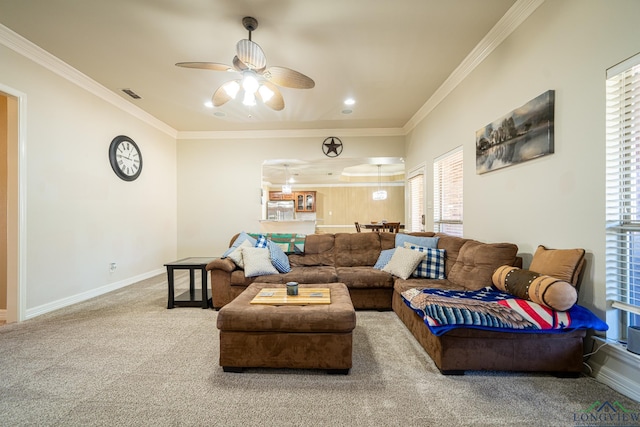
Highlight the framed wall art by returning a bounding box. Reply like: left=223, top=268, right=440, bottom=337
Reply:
left=476, top=90, right=555, bottom=174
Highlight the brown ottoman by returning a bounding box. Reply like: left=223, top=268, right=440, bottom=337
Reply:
left=216, top=282, right=356, bottom=374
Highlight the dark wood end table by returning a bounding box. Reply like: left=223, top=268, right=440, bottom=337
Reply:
left=164, top=257, right=216, bottom=309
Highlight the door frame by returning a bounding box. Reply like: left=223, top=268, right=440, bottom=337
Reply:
left=1, top=83, right=27, bottom=323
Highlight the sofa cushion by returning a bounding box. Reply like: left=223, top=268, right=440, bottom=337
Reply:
left=528, top=245, right=585, bottom=285
left=382, top=246, right=426, bottom=280
left=288, top=234, right=335, bottom=267
left=242, top=247, right=279, bottom=277
left=336, top=266, right=394, bottom=289
left=448, top=240, right=519, bottom=290
left=277, top=266, right=338, bottom=284
left=334, top=233, right=382, bottom=267
left=435, top=233, right=469, bottom=277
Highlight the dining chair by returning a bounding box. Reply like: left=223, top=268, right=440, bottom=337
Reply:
left=384, top=222, right=401, bottom=233
left=354, top=222, right=361, bottom=232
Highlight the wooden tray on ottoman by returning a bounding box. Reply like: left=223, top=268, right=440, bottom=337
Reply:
left=250, top=287, right=331, bottom=305
left=217, top=282, right=356, bottom=374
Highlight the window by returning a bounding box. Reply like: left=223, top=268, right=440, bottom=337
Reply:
left=433, top=147, right=463, bottom=236
left=407, top=168, right=425, bottom=232
left=605, top=52, right=640, bottom=340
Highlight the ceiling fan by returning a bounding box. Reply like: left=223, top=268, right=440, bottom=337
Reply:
left=176, top=16, right=315, bottom=111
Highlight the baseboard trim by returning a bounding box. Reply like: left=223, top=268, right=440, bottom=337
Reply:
left=25, top=268, right=165, bottom=319
left=588, top=342, right=640, bottom=402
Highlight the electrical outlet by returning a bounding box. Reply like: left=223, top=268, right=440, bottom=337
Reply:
left=109, top=262, right=117, bottom=273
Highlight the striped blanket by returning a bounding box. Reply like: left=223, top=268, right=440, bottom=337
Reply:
left=401, top=287, right=608, bottom=336
left=248, top=233, right=306, bottom=254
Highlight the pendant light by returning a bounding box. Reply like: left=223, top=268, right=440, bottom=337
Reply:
left=282, top=164, right=292, bottom=194
left=372, top=164, right=387, bottom=200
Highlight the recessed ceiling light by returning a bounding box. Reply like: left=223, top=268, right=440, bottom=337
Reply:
left=204, top=101, right=214, bottom=108
left=344, top=98, right=356, bottom=105
left=342, top=109, right=353, bottom=114
left=213, top=111, right=226, bottom=117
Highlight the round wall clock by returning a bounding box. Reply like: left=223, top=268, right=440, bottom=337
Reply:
left=109, top=135, right=143, bottom=181
left=322, top=136, right=343, bottom=157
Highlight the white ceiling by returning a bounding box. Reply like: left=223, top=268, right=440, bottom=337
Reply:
left=0, top=0, right=517, bottom=133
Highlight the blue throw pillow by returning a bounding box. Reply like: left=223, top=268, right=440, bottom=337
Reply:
left=268, top=240, right=291, bottom=273
left=374, top=249, right=396, bottom=270
left=405, top=243, right=446, bottom=279
left=221, top=231, right=258, bottom=258
left=395, top=233, right=439, bottom=249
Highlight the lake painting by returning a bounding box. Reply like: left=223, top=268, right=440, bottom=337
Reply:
left=476, top=90, right=555, bottom=174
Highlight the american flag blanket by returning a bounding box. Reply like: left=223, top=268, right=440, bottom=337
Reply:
left=401, top=287, right=608, bottom=336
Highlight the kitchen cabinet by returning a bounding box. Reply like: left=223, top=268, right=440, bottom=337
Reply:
left=295, top=191, right=316, bottom=212
left=269, top=191, right=295, bottom=201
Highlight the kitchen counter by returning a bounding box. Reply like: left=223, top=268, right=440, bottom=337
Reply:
left=259, top=220, right=316, bottom=235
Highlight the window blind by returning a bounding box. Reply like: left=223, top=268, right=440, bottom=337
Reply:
left=408, top=172, right=424, bottom=232
left=434, top=147, right=463, bottom=237
left=605, top=52, right=640, bottom=332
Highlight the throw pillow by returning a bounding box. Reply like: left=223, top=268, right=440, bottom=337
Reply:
left=528, top=245, right=586, bottom=285
left=373, top=248, right=396, bottom=270
left=268, top=240, right=291, bottom=273
left=242, top=247, right=279, bottom=278
left=255, top=234, right=269, bottom=249
left=492, top=265, right=578, bottom=311
left=226, top=240, right=253, bottom=268
left=404, top=242, right=446, bottom=279
left=221, top=231, right=258, bottom=258
left=395, top=233, right=439, bottom=249
left=382, top=246, right=426, bottom=280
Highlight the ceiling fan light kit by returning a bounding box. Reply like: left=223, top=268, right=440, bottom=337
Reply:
left=176, top=16, right=314, bottom=112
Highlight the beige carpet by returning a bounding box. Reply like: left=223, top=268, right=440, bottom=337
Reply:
left=0, top=272, right=636, bottom=426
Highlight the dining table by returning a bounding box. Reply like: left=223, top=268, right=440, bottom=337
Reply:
left=363, top=223, right=404, bottom=232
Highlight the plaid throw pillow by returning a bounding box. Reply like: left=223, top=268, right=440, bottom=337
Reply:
left=255, top=235, right=269, bottom=249
left=404, top=242, right=446, bottom=279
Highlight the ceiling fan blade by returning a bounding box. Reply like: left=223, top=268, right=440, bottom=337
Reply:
left=236, top=39, right=267, bottom=70
left=212, top=80, right=241, bottom=107
left=175, top=62, right=233, bottom=72
left=257, top=81, right=285, bottom=111
left=232, top=56, right=248, bottom=72
left=263, top=66, right=315, bottom=89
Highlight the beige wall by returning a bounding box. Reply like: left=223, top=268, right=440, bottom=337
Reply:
left=0, top=44, right=178, bottom=314
left=404, top=0, right=640, bottom=395
left=176, top=135, right=405, bottom=257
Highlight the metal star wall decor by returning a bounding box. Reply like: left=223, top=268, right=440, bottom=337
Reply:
left=322, top=137, right=343, bottom=157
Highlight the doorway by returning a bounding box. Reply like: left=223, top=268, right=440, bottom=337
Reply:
left=1, top=89, right=23, bottom=324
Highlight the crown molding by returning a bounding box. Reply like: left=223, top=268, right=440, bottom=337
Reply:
left=176, top=127, right=405, bottom=140
left=402, top=0, right=545, bottom=134
left=0, top=24, right=177, bottom=138
left=1, top=0, right=542, bottom=142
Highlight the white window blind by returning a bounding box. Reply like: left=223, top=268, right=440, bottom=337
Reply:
left=408, top=172, right=424, bottom=232
left=434, top=147, right=463, bottom=237
left=605, top=52, right=640, bottom=337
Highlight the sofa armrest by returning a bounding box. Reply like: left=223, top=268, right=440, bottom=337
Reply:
left=207, top=258, right=236, bottom=273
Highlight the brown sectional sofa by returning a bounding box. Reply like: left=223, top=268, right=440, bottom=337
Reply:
left=206, top=231, right=587, bottom=375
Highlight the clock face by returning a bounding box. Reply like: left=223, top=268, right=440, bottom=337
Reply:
left=109, top=135, right=142, bottom=181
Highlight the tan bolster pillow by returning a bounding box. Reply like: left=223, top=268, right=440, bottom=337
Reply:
left=492, top=265, right=577, bottom=311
